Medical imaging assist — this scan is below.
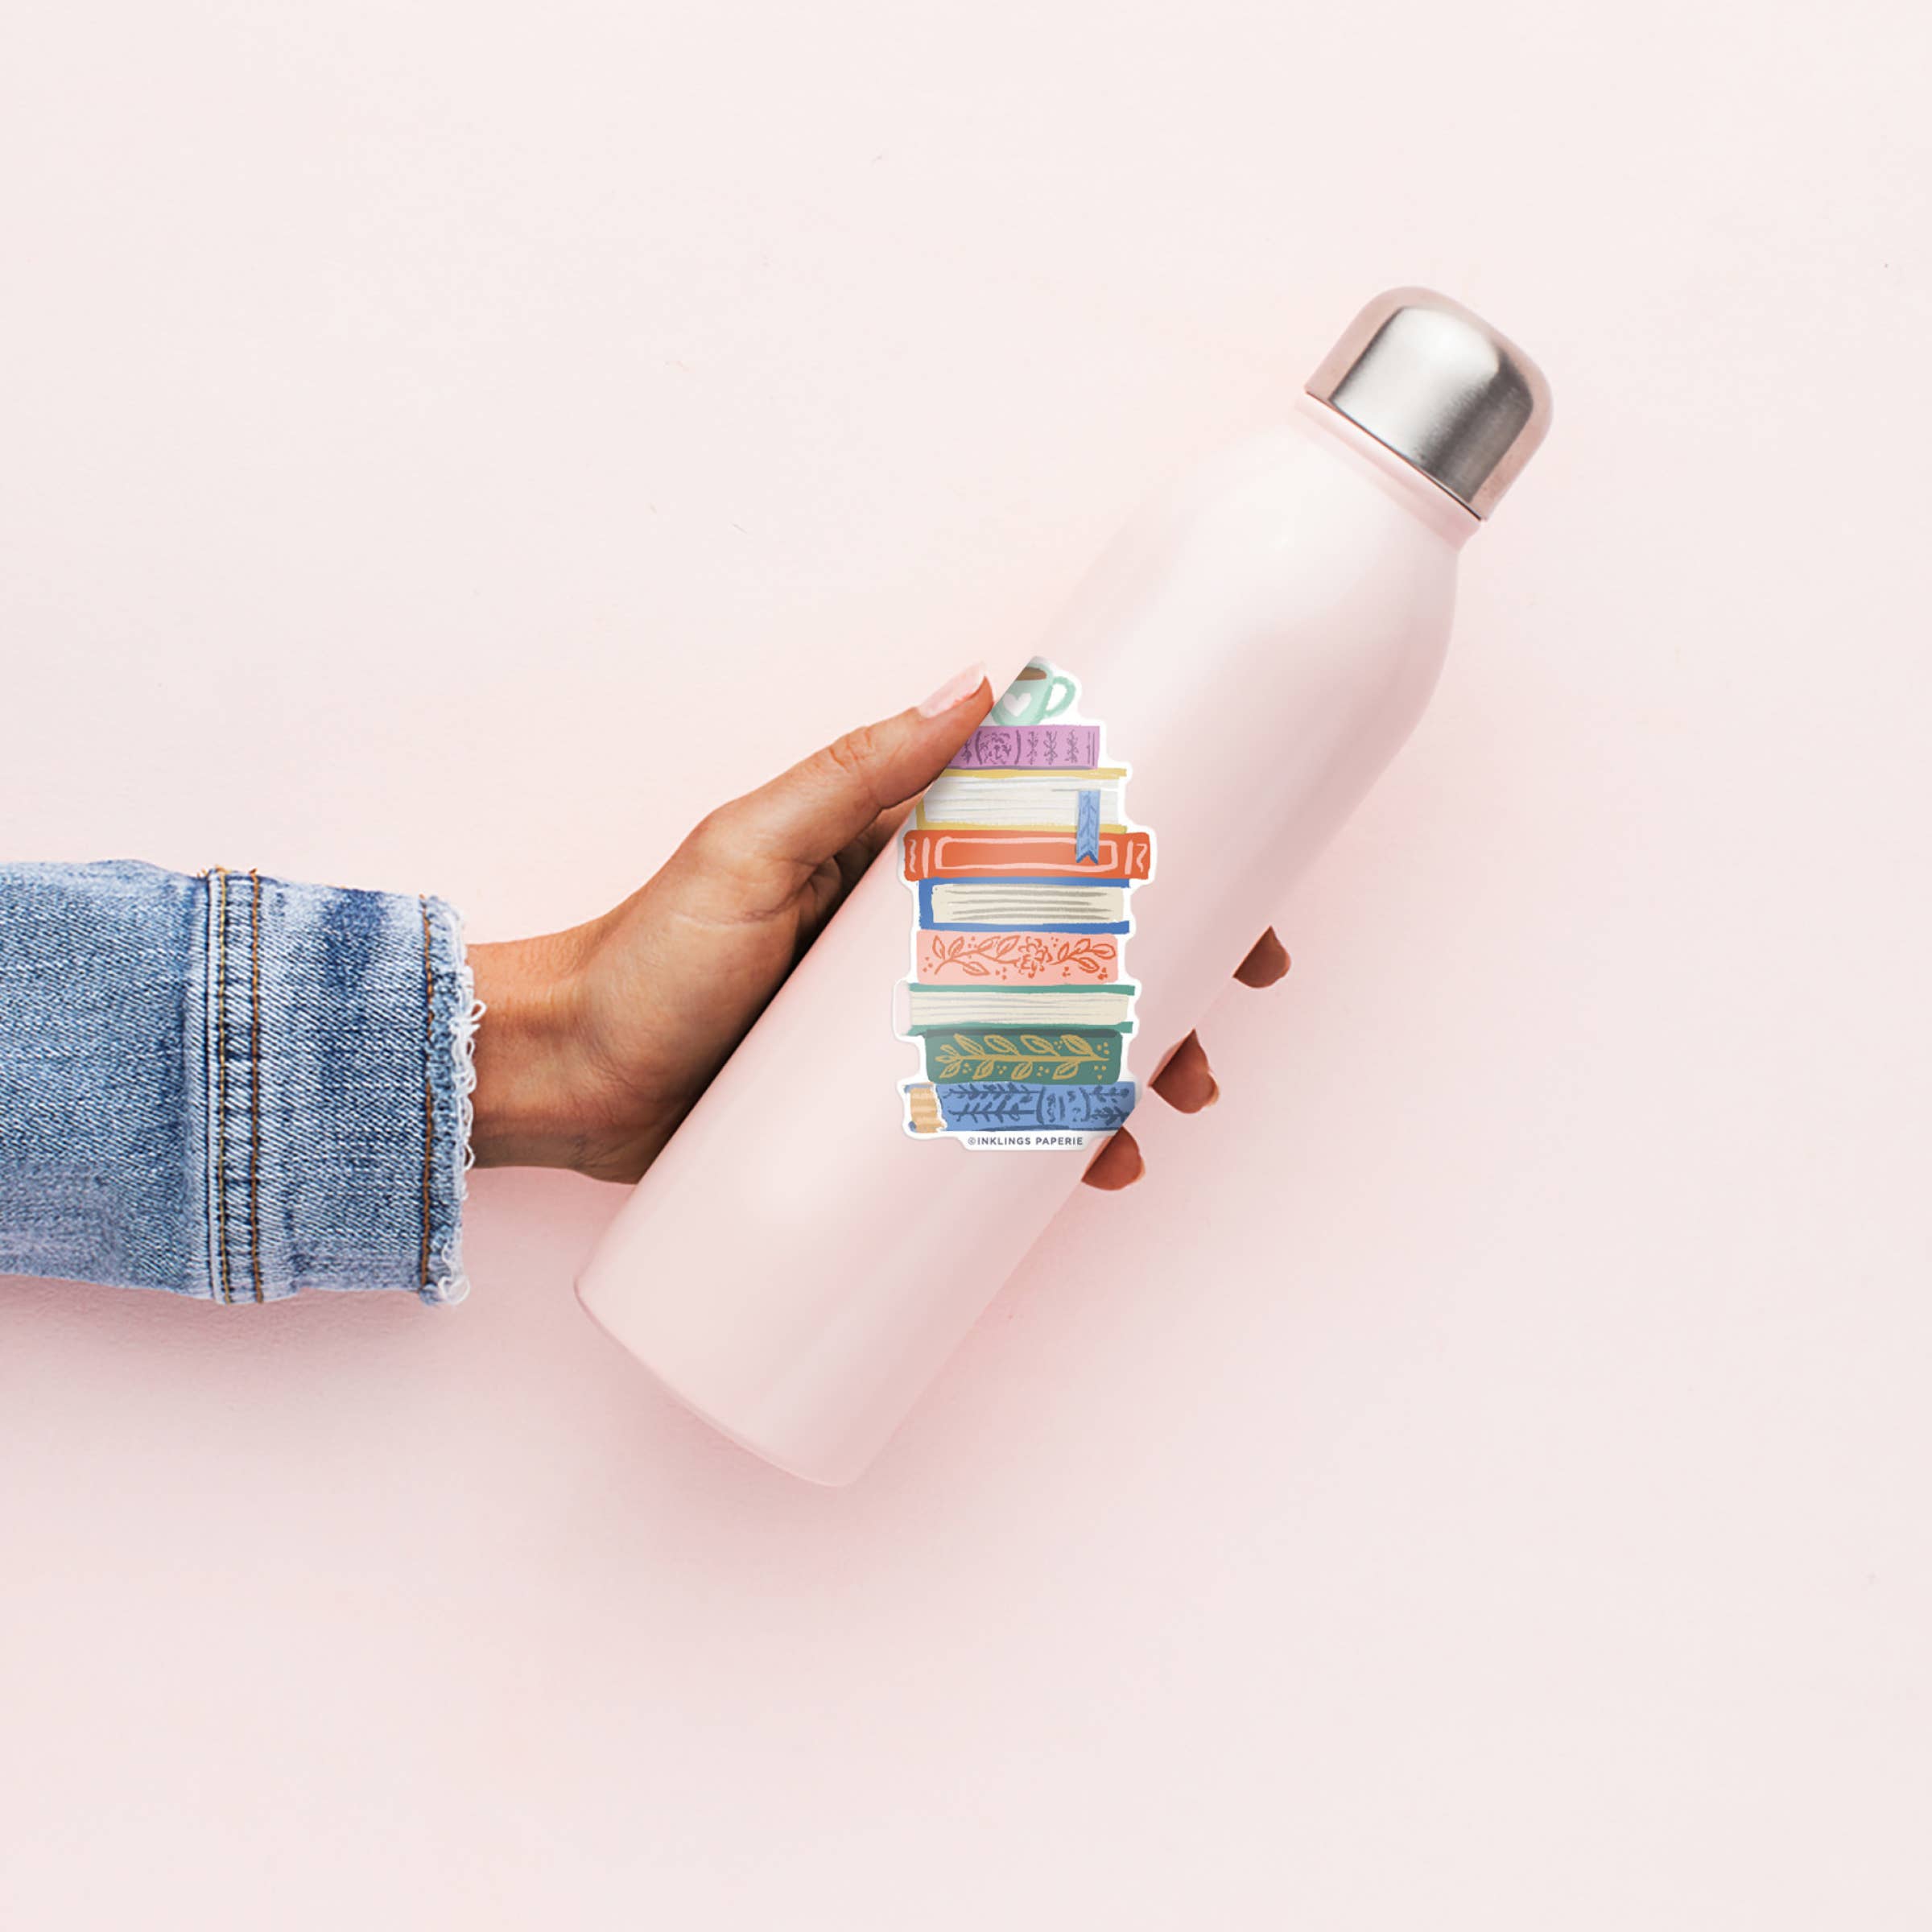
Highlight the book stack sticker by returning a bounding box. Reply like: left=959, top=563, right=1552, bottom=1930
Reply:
left=898, top=657, right=1154, bottom=1148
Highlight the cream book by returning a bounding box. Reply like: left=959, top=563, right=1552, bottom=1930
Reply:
left=916, top=768, right=1126, bottom=832
left=903, top=983, right=1138, bottom=1030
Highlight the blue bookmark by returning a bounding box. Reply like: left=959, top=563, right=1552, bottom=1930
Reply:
left=1075, top=787, right=1101, bottom=863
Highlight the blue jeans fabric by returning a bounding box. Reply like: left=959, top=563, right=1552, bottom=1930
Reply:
left=0, top=861, right=473, bottom=1304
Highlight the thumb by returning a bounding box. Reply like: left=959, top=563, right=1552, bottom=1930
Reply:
left=710, top=662, right=992, bottom=876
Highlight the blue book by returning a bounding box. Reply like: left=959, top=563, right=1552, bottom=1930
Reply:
left=905, top=1080, right=1139, bottom=1134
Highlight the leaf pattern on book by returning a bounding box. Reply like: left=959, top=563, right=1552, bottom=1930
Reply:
left=935, top=1080, right=1138, bottom=1128
left=930, top=1032, right=1115, bottom=1081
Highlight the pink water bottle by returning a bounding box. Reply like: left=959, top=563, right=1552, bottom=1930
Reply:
left=577, top=288, right=1553, bottom=1483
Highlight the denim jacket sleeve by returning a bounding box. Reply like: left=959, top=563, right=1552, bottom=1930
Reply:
left=0, top=861, right=475, bottom=1304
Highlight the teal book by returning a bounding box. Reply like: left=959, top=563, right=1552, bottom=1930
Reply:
left=914, top=1026, right=1130, bottom=1086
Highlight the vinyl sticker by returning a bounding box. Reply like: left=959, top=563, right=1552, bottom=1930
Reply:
left=897, top=658, right=1155, bottom=1149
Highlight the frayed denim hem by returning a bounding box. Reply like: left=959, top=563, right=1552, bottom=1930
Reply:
left=420, top=898, right=481, bottom=1307
left=197, top=867, right=480, bottom=1306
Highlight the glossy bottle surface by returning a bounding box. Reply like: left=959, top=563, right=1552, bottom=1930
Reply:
left=577, top=394, right=1480, bottom=1483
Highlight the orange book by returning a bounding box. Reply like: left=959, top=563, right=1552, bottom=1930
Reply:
left=902, top=828, right=1153, bottom=881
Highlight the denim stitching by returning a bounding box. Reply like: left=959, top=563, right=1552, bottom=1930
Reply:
left=418, top=894, right=435, bottom=1291
left=200, top=869, right=217, bottom=1302
left=213, top=866, right=233, bottom=1305
left=248, top=868, right=265, bottom=1304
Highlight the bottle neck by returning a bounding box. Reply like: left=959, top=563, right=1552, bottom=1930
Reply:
left=1290, top=393, right=1480, bottom=551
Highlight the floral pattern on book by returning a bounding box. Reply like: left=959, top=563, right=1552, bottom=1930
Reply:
left=922, top=934, right=1113, bottom=981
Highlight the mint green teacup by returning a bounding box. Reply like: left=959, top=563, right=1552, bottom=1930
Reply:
left=990, top=659, right=1078, bottom=726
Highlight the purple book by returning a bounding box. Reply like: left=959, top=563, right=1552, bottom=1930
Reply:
left=949, top=724, right=1101, bottom=770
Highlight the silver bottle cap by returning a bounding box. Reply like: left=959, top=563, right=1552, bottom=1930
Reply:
left=1306, top=288, right=1551, bottom=518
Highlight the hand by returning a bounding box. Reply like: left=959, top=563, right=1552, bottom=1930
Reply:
left=468, top=664, right=1290, bottom=1186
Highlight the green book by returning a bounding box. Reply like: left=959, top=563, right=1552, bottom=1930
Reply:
left=914, top=1026, right=1129, bottom=1086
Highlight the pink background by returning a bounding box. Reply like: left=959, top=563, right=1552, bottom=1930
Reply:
left=2, top=3, right=1928, bottom=1924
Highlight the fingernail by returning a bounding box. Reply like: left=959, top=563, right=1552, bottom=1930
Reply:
left=1204, top=1076, right=1220, bottom=1107
left=915, top=662, right=987, bottom=719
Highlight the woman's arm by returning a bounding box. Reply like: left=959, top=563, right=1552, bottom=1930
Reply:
left=465, top=667, right=1284, bottom=1191
left=0, top=668, right=1284, bottom=1304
